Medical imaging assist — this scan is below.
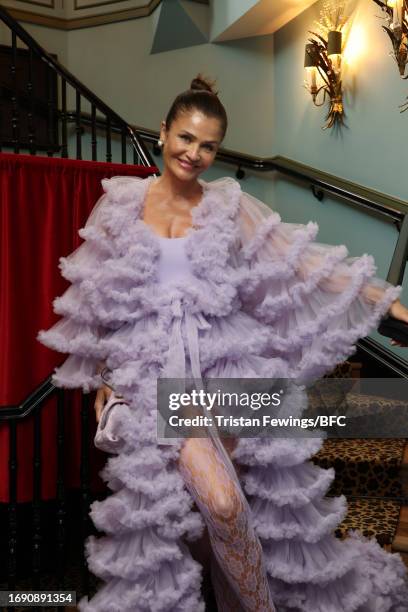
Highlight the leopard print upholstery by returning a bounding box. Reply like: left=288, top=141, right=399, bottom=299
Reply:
left=335, top=498, right=401, bottom=546
left=325, top=361, right=362, bottom=379
left=303, top=362, right=406, bottom=552
left=313, top=361, right=407, bottom=498
left=313, top=439, right=406, bottom=497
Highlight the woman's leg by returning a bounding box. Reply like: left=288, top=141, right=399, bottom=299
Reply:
left=210, top=551, right=246, bottom=612
left=178, top=437, right=275, bottom=612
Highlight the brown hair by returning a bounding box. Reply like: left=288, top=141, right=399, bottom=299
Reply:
left=164, top=74, right=228, bottom=141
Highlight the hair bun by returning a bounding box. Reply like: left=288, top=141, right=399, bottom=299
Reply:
left=190, top=74, right=218, bottom=96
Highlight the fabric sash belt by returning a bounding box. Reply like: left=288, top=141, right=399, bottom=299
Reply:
left=158, top=299, right=244, bottom=494
left=163, top=298, right=212, bottom=385
left=158, top=298, right=212, bottom=445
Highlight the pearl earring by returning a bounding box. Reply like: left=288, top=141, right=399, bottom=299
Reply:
left=157, top=139, right=163, bottom=147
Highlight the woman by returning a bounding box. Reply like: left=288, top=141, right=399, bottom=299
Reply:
left=39, top=75, right=408, bottom=611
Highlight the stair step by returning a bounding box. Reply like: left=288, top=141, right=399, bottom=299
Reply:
left=313, top=439, right=406, bottom=498
left=401, top=443, right=408, bottom=497
left=401, top=552, right=408, bottom=570
left=393, top=506, right=408, bottom=553
left=393, top=535, right=408, bottom=552
left=335, top=497, right=401, bottom=546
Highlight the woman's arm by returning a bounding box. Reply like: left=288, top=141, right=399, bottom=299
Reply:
left=388, top=298, right=408, bottom=322
left=385, top=299, right=408, bottom=346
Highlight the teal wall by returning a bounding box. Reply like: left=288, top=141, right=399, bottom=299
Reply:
left=272, top=0, right=408, bottom=354
left=274, top=0, right=408, bottom=199
left=66, top=12, right=275, bottom=157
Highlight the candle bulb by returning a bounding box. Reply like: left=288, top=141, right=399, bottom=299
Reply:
left=304, top=43, right=318, bottom=93
left=393, top=0, right=401, bottom=29
left=310, top=67, right=317, bottom=90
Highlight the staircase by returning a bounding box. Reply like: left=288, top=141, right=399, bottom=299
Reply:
left=314, top=439, right=407, bottom=543
left=311, top=361, right=408, bottom=562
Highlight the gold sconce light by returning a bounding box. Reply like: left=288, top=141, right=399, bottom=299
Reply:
left=304, top=30, right=344, bottom=130
left=304, top=1, right=353, bottom=130
left=372, top=0, right=408, bottom=111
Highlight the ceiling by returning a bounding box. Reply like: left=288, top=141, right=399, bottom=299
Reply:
left=2, top=0, right=317, bottom=34
left=211, top=0, right=319, bottom=42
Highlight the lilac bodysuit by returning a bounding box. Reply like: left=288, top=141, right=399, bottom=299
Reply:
left=156, top=235, right=214, bottom=385
left=156, top=235, right=193, bottom=285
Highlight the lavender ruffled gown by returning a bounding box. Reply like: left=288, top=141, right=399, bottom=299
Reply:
left=38, top=175, right=408, bottom=611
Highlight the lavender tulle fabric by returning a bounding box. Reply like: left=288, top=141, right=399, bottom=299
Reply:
left=38, top=175, right=408, bottom=611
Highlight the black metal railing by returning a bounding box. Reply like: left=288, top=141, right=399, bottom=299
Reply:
left=0, top=383, right=99, bottom=607
left=0, top=5, right=154, bottom=166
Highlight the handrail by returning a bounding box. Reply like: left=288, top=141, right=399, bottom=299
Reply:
left=0, top=378, right=55, bottom=421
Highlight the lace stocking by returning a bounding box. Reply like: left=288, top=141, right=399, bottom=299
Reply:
left=178, top=437, right=275, bottom=612
left=210, top=552, right=246, bottom=612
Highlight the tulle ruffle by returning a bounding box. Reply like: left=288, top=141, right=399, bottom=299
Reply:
left=37, top=174, right=408, bottom=610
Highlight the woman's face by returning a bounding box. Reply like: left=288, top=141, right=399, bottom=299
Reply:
left=160, top=109, right=223, bottom=182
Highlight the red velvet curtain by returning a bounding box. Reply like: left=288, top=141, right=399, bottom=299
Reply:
left=0, top=153, right=157, bottom=503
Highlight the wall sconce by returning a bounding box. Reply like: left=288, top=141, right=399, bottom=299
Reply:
left=304, top=30, right=344, bottom=129
left=372, top=0, right=408, bottom=111
left=304, top=1, right=353, bottom=130
left=373, top=0, right=407, bottom=75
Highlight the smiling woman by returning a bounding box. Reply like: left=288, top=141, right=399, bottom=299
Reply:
left=157, top=90, right=224, bottom=184
left=38, top=74, right=408, bottom=612
left=141, top=79, right=226, bottom=239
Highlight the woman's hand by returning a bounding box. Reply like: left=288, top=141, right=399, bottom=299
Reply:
left=388, top=299, right=408, bottom=347
left=94, top=384, right=112, bottom=423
